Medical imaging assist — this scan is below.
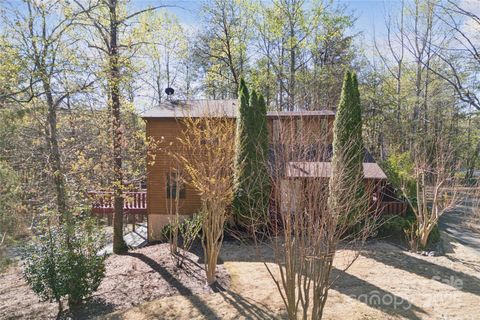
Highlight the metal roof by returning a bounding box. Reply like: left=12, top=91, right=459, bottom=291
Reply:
left=141, top=100, right=238, bottom=118
left=267, top=110, right=335, bottom=117
left=286, top=162, right=387, bottom=180
left=141, top=99, right=335, bottom=118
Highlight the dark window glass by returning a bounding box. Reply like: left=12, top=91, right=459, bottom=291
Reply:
left=166, top=172, right=186, bottom=199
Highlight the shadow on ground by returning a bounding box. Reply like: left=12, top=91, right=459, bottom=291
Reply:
left=331, top=267, right=427, bottom=320
left=362, top=248, right=480, bottom=297
left=218, top=290, right=285, bottom=319
left=68, top=298, right=116, bottom=319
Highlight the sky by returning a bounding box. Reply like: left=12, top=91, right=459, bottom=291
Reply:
left=159, top=0, right=404, bottom=39
left=131, top=0, right=406, bottom=58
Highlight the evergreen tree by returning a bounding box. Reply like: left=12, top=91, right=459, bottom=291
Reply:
left=233, top=79, right=251, bottom=222
left=329, top=71, right=365, bottom=220
left=253, top=93, right=271, bottom=224
left=233, top=79, right=270, bottom=229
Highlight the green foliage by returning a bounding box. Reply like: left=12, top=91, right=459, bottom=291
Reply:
left=162, top=214, right=203, bottom=250
left=22, top=216, right=106, bottom=310
left=233, top=79, right=252, bottom=221
left=0, top=160, right=25, bottom=243
left=377, top=214, right=440, bottom=248
left=161, top=214, right=203, bottom=268
left=0, top=249, right=13, bottom=272
left=254, top=94, right=271, bottom=219
left=161, top=222, right=174, bottom=242
left=427, top=223, right=441, bottom=247
left=382, top=152, right=416, bottom=203
left=179, top=214, right=203, bottom=249
left=329, top=71, right=365, bottom=221
left=233, top=79, right=270, bottom=230
left=377, top=215, right=414, bottom=239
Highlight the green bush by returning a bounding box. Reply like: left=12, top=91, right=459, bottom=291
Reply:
left=160, top=222, right=174, bottom=242
left=377, top=215, right=413, bottom=238
left=381, top=152, right=416, bottom=204
left=161, top=214, right=203, bottom=267
left=378, top=214, right=441, bottom=248
left=0, top=248, right=13, bottom=272
left=22, top=216, right=106, bottom=313
left=0, top=160, right=26, bottom=244
left=179, top=214, right=203, bottom=250
left=427, top=223, right=441, bottom=247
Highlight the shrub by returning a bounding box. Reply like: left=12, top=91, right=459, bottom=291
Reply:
left=377, top=215, right=413, bottom=238
left=378, top=214, right=441, bottom=249
left=23, top=216, right=105, bottom=314
left=382, top=152, right=416, bottom=203
left=233, top=80, right=270, bottom=232
left=0, top=160, right=27, bottom=245
left=160, top=222, right=174, bottom=243
left=0, top=248, right=13, bottom=272
left=162, top=214, right=203, bottom=267
left=427, top=223, right=441, bottom=247
left=179, top=213, right=203, bottom=251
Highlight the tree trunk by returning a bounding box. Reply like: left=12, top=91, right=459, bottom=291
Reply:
left=43, top=77, right=70, bottom=222
left=289, top=25, right=295, bottom=111
left=109, top=0, right=128, bottom=254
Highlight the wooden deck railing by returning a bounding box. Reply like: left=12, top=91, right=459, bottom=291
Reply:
left=88, top=191, right=147, bottom=215
left=379, top=201, right=408, bottom=215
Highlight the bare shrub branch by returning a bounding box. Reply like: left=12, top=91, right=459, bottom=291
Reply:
left=172, top=110, right=236, bottom=286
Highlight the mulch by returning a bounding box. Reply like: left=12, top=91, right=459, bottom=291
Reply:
left=0, top=243, right=230, bottom=319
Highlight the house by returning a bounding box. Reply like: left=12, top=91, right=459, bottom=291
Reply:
left=140, top=99, right=406, bottom=242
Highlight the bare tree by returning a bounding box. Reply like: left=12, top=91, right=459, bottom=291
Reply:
left=374, top=0, right=406, bottom=150
left=265, top=116, right=376, bottom=319
left=402, top=134, right=461, bottom=250
left=196, top=0, right=250, bottom=98
left=173, top=112, right=236, bottom=286
left=431, top=0, right=480, bottom=111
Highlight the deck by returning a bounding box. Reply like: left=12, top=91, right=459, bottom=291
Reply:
left=88, top=188, right=407, bottom=225
left=89, top=190, right=147, bottom=228
left=89, top=190, right=147, bottom=215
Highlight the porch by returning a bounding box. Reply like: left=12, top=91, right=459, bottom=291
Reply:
left=88, top=190, right=147, bottom=229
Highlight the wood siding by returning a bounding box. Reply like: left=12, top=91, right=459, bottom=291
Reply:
left=146, top=118, right=202, bottom=240
left=267, top=116, right=334, bottom=145
left=146, top=115, right=334, bottom=241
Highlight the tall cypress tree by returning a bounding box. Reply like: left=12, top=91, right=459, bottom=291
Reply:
left=233, top=79, right=252, bottom=223
left=233, top=79, right=270, bottom=229
left=257, top=94, right=270, bottom=182
left=329, top=71, right=365, bottom=220
left=252, top=93, right=271, bottom=225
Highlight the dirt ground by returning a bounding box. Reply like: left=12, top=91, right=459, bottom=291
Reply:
left=104, top=238, right=480, bottom=320
left=0, top=244, right=230, bottom=319
left=1, top=238, right=480, bottom=320
left=104, top=194, right=480, bottom=320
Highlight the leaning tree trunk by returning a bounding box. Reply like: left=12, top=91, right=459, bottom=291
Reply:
left=43, top=76, right=70, bottom=223
left=109, top=0, right=128, bottom=254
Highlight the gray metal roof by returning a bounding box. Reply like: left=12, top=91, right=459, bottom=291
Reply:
left=141, top=99, right=335, bottom=118
left=141, top=100, right=238, bottom=118
left=267, top=110, right=335, bottom=117
left=286, top=162, right=387, bottom=180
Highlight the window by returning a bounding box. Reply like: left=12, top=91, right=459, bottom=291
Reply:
left=166, top=171, right=186, bottom=199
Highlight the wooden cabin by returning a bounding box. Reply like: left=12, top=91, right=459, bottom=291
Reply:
left=139, top=99, right=406, bottom=242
